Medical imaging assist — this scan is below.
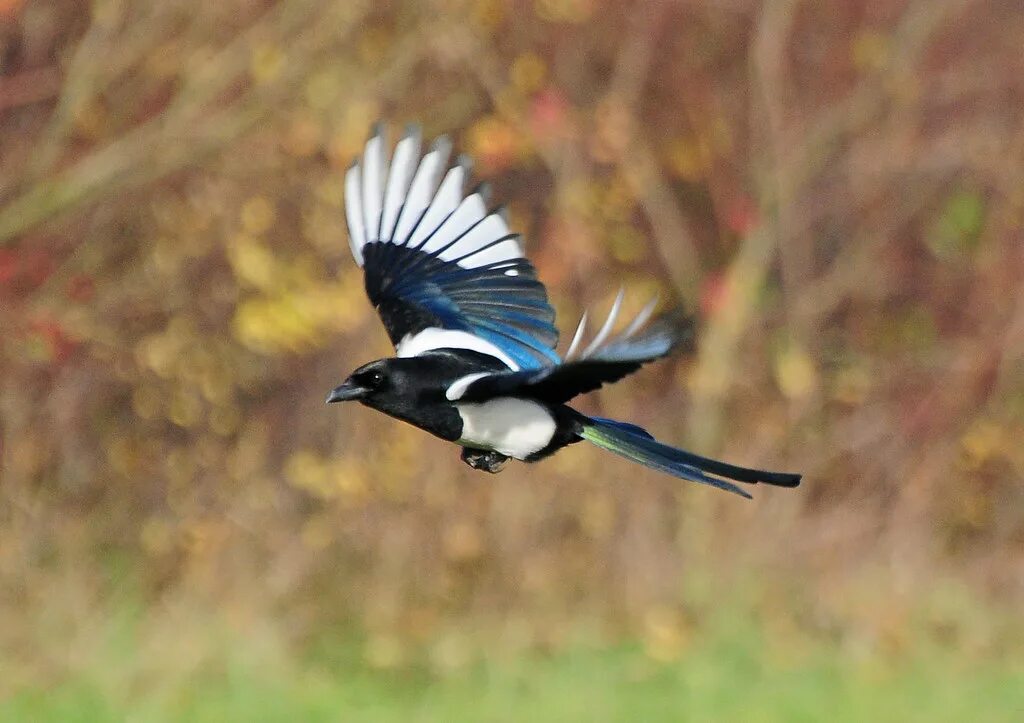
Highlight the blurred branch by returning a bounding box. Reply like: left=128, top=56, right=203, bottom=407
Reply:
left=448, top=23, right=596, bottom=269
left=750, top=0, right=802, bottom=322
left=0, top=0, right=401, bottom=246
left=25, top=1, right=182, bottom=181
left=686, top=0, right=977, bottom=449
left=789, top=183, right=936, bottom=327
left=0, top=66, right=61, bottom=112
left=986, top=120, right=1024, bottom=395
left=605, top=0, right=703, bottom=302
left=778, top=0, right=979, bottom=195
left=618, top=139, right=703, bottom=300
left=462, top=0, right=704, bottom=301
left=686, top=0, right=799, bottom=450
left=686, top=224, right=780, bottom=450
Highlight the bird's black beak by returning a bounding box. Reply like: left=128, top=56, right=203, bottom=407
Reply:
left=326, top=380, right=368, bottom=403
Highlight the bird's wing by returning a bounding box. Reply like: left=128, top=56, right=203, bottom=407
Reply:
left=446, top=299, right=694, bottom=405
left=345, top=124, right=559, bottom=371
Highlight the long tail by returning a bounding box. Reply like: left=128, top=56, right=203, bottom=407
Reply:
left=579, top=417, right=801, bottom=499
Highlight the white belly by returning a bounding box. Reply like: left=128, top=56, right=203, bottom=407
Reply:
left=455, top=398, right=556, bottom=460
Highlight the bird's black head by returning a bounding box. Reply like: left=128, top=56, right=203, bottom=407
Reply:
left=326, top=354, right=470, bottom=442
left=326, top=359, right=393, bottom=405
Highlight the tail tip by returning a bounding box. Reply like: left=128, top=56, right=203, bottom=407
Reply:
left=763, top=472, right=801, bottom=488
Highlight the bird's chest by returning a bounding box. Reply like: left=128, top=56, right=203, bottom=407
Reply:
left=454, top=398, right=557, bottom=460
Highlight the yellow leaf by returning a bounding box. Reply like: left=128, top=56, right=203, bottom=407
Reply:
left=285, top=449, right=335, bottom=498
left=250, top=44, right=285, bottom=84
left=961, top=420, right=1004, bottom=468
left=473, top=0, right=505, bottom=29
left=536, top=0, right=594, bottom=23
left=774, top=343, right=818, bottom=400
left=168, top=388, right=202, bottom=428
left=301, top=515, right=334, bottom=550
left=284, top=115, right=322, bottom=158
left=511, top=52, right=546, bottom=93
left=364, top=635, right=405, bottom=670
left=643, top=605, right=688, bottom=662
left=132, top=384, right=162, bottom=420
left=240, top=196, right=276, bottom=235
left=208, top=405, right=241, bottom=437
left=140, top=518, right=176, bottom=555
left=832, top=364, right=872, bottom=405
left=227, top=235, right=277, bottom=290
left=852, top=31, right=889, bottom=71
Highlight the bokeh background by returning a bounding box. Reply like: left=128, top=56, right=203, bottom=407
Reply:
left=2, top=0, right=1024, bottom=720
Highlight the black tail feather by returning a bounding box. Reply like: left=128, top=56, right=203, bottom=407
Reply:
left=580, top=417, right=801, bottom=498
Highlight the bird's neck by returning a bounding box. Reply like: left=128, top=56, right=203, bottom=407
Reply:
left=365, top=395, right=463, bottom=442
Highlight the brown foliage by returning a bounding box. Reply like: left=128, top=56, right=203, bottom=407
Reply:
left=1, top=0, right=1023, bottom=673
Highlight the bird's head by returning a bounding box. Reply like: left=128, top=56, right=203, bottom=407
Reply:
left=326, top=359, right=393, bottom=405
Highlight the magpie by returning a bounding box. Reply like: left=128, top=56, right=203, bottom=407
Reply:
left=327, top=124, right=801, bottom=498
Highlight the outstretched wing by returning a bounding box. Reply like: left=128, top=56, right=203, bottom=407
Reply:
left=446, top=295, right=695, bottom=405
left=344, top=124, right=559, bottom=371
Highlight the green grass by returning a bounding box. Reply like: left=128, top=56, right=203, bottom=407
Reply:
left=4, top=622, right=1023, bottom=723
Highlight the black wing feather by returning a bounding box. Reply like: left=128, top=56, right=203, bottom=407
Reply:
left=455, top=314, right=694, bottom=404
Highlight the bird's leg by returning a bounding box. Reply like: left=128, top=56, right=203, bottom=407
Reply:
left=460, top=448, right=509, bottom=474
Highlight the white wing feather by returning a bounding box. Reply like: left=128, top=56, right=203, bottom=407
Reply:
left=344, top=163, right=367, bottom=266
left=392, top=136, right=452, bottom=244
left=407, top=162, right=467, bottom=248
left=361, top=131, right=387, bottom=243
left=380, top=129, right=421, bottom=242
left=421, top=190, right=486, bottom=256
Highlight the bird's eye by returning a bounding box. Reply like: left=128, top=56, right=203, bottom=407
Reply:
left=361, top=370, right=385, bottom=387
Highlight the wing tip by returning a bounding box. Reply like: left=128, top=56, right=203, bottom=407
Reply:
left=402, top=122, right=422, bottom=142
left=368, top=121, right=424, bottom=152
left=430, top=133, right=453, bottom=154
left=472, top=181, right=492, bottom=205
left=644, top=308, right=697, bottom=356
left=570, top=293, right=694, bottom=361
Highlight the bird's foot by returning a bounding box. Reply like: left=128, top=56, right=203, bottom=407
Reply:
left=461, top=448, right=509, bottom=474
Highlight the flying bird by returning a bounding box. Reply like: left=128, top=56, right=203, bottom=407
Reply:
left=327, top=124, right=800, bottom=498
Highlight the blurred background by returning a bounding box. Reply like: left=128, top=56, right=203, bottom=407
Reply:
left=2, top=0, right=1024, bottom=720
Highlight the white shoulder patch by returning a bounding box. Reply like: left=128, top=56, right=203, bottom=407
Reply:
left=397, top=328, right=520, bottom=370
left=446, top=372, right=492, bottom=401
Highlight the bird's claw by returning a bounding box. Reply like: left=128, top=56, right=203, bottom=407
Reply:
left=461, top=448, right=509, bottom=474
